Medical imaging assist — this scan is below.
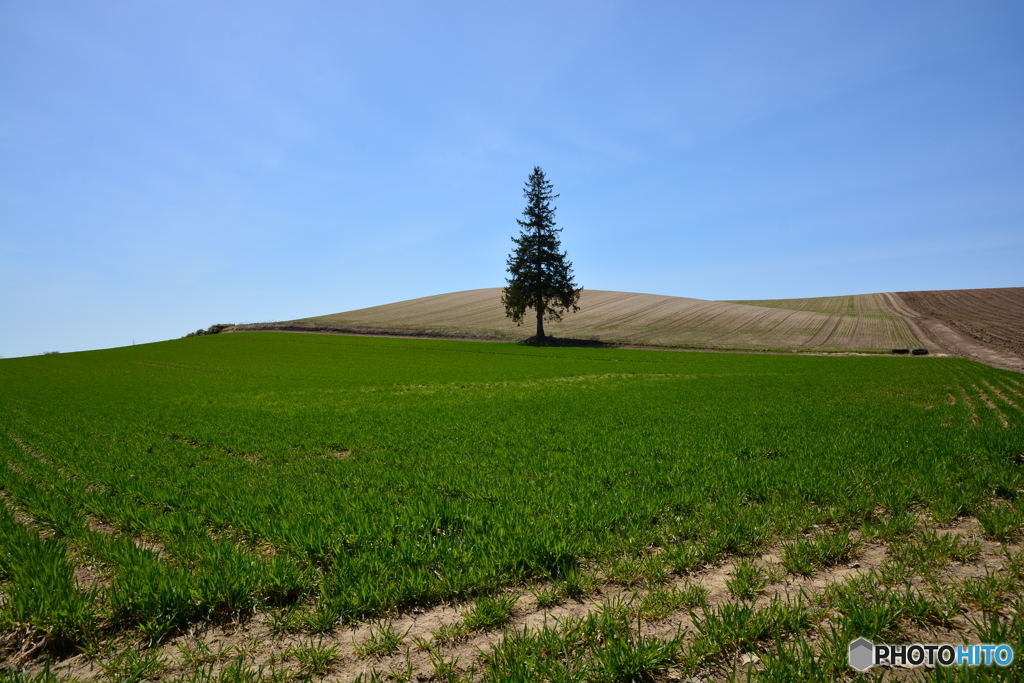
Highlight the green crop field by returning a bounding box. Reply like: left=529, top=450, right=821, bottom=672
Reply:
left=1, top=332, right=1022, bottom=682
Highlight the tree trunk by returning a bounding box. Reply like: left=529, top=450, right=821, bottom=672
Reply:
left=534, top=222, right=545, bottom=340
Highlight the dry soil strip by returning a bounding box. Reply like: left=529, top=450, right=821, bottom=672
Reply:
left=886, top=294, right=1024, bottom=373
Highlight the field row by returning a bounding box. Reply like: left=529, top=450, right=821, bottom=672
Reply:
left=726, top=292, right=897, bottom=318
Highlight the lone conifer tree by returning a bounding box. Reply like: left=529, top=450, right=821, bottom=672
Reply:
left=502, top=167, right=582, bottom=340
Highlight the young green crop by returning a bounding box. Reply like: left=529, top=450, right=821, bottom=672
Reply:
left=1, top=331, right=1022, bottom=651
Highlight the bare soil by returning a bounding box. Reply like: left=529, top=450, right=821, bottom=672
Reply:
left=886, top=288, right=1024, bottom=373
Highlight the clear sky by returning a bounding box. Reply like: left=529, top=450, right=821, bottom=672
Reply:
left=1, top=1, right=1021, bottom=358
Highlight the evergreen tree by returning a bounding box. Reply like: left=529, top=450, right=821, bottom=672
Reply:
left=502, top=167, right=582, bottom=339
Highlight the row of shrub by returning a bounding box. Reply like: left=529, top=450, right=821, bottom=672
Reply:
left=184, top=324, right=234, bottom=338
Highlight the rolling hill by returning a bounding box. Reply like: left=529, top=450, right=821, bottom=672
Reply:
left=240, top=288, right=922, bottom=353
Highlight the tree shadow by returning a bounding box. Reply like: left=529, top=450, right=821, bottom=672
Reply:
left=519, top=336, right=615, bottom=348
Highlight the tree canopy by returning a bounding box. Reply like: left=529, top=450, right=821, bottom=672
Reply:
left=502, top=167, right=582, bottom=340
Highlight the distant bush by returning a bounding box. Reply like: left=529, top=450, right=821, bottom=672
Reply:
left=891, top=349, right=909, bottom=354
left=184, top=324, right=234, bottom=338
left=912, top=348, right=929, bottom=355
left=42, top=351, right=60, bottom=355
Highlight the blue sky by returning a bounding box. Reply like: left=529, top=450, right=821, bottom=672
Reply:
left=1, top=1, right=1021, bottom=357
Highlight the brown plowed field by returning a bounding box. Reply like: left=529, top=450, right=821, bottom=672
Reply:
left=281, top=288, right=921, bottom=352
left=890, top=288, right=1024, bottom=373
left=727, top=292, right=897, bottom=318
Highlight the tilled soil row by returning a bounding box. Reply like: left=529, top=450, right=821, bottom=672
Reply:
left=888, top=289, right=1024, bottom=374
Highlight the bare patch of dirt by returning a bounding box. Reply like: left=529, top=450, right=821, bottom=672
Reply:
left=70, top=562, right=106, bottom=593
left=889, top=288, right=1024, bottom=373
left=0, top=491, right=38, bottom=532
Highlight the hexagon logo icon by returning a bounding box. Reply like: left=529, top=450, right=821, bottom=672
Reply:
left=849, top=637, right=874, bottom=671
